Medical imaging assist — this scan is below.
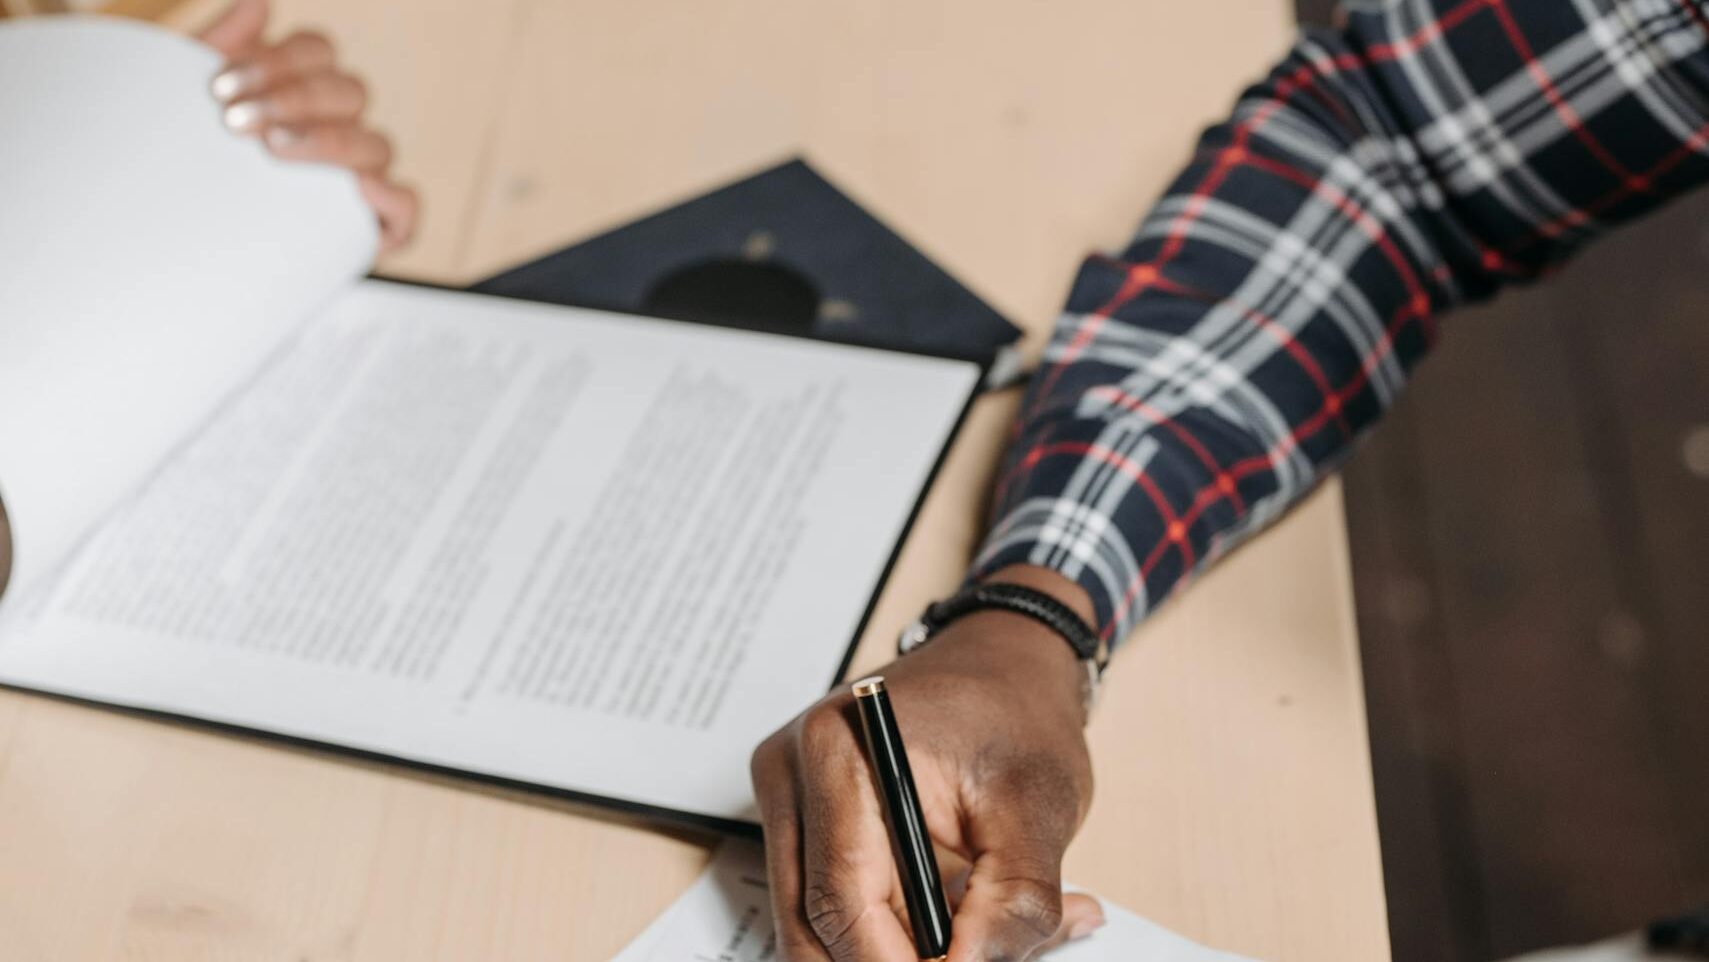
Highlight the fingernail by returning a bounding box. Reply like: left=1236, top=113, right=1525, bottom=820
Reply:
left=209, top=65, right=260, bottom=102
left=1069, top=916, right=1106, bottom=940
left=222, top=101, right=266, bottom=133
left=264, top=126, right=301, bottom=150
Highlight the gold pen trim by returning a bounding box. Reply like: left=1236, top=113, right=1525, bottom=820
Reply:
left=851, top=675, right=886, bottom=698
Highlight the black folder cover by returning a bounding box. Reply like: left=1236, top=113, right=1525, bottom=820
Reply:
left=472, top=158, right=1021, bottom=366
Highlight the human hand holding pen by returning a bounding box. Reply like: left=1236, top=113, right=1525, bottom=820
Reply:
left=750, top=565, right=1106, bottom=961
left=196, top=0, right=419, bottom=253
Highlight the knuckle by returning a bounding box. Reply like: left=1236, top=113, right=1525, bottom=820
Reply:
left=797, top=704, right=852, bottom=757
left=288, top=30, right=334, bottom=59
left=343, top=73, right=370, bottom=105
left=308, top=73, right=343, bottom=99
left=317, top=124, right=360, bottom=154
left=398, top=187, right=421, bottom=226
left=268, top=84, right=309, bottom=117
left=299, top=73, right=361, bottom=112
left=749, top=733, right=787, bottom=783
left=801, top=872, right=864, bottom=953
left=388, top=181, right=420, bottom=214
left=238, top=49, right=278, bottom=78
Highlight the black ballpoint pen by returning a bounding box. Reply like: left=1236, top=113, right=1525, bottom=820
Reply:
left=852, top=675, right=953, bottom=961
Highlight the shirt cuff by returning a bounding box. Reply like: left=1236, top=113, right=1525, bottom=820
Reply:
left=969, top=420, right=1188, bottom=647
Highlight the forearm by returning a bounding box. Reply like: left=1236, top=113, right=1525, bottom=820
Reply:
left=978, top=0, right=1709, bottom=647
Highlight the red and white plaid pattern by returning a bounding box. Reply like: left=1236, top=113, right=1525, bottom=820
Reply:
left=976, top=0, right=1709, bottom=645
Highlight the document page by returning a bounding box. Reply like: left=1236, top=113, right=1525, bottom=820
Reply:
left=613, top=841, right=1259, bottom=962
left=0, top=17, right=375, bottom=594
left=0, top=280, right=980, bottom=822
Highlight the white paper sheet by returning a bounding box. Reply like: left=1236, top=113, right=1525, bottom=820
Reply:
left=613, top=841, right=1258, bottom=962
left=0, top=280, right=980, bottom=822
left=0, top=16, right=375, bottom=594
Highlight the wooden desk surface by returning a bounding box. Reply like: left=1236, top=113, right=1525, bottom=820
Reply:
left=0, top=2, right=1391, bottom=959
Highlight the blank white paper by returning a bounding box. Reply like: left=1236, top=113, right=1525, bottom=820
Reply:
left=0, top=16, right=375, bottom=594
left=612, top=841, right=1259, bottom=962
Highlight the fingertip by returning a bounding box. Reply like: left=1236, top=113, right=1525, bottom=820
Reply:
left=947, top=891, right=1100, bottom=961
left=284, top=29, right=334, bottom=62
left=358, top=175, right=420, bottom=254
left=1061, top=892, right=1106, bottom=940
left=262, top=124, right=303, bottom=154
left=222, top=99, right=267, bottom=133
left=210, top=63, right=262, bottom=102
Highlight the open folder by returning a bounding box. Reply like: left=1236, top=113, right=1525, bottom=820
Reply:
left=0, top=17, right=981, bottom=830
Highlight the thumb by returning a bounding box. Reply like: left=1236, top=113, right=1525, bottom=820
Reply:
left=195, top=0, right=269, bottom=60
left=1028, top=893, right=1106, bottom=958
left=947, top=843, right=1083, bottom=962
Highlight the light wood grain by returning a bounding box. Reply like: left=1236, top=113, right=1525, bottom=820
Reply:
left=100, top=0, right=189, bottom=23
left=0, top=0, right=70, bottom=17
left=0, top=2, right=1390, bottom=959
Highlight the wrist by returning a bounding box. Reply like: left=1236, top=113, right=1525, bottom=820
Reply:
left=896, top=565, right=1100, bottom=724
left=926, top=607, right=1090, bottom=727
left=979, top=564, right=1097, bottom=625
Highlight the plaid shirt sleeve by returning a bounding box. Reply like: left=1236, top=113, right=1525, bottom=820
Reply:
left=974, top=0, right=1709, bottom=647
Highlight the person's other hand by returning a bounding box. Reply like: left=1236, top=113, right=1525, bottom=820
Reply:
left=0, top=491, right=12, bottom=603
left=751, top=565, right=1107, bottom=962
left=197, top=0, right=418, bottom=253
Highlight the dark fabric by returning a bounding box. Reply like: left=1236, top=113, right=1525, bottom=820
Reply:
left=976, top=0, right=1709, bottom=643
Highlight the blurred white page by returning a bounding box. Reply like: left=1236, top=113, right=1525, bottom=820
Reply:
left=0, top=16, right=375, bottom=594
left=612, top=841, right=1258, bottom=962
left=0, top=281, right=980, bottom=822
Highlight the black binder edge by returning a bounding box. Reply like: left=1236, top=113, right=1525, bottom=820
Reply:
left=0, top=275, right=991, bottom=840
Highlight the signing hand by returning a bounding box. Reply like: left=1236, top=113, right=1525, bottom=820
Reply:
left=751, top=566, right=1107, bottom=962
left=197, top=0, right=418, bottom=253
